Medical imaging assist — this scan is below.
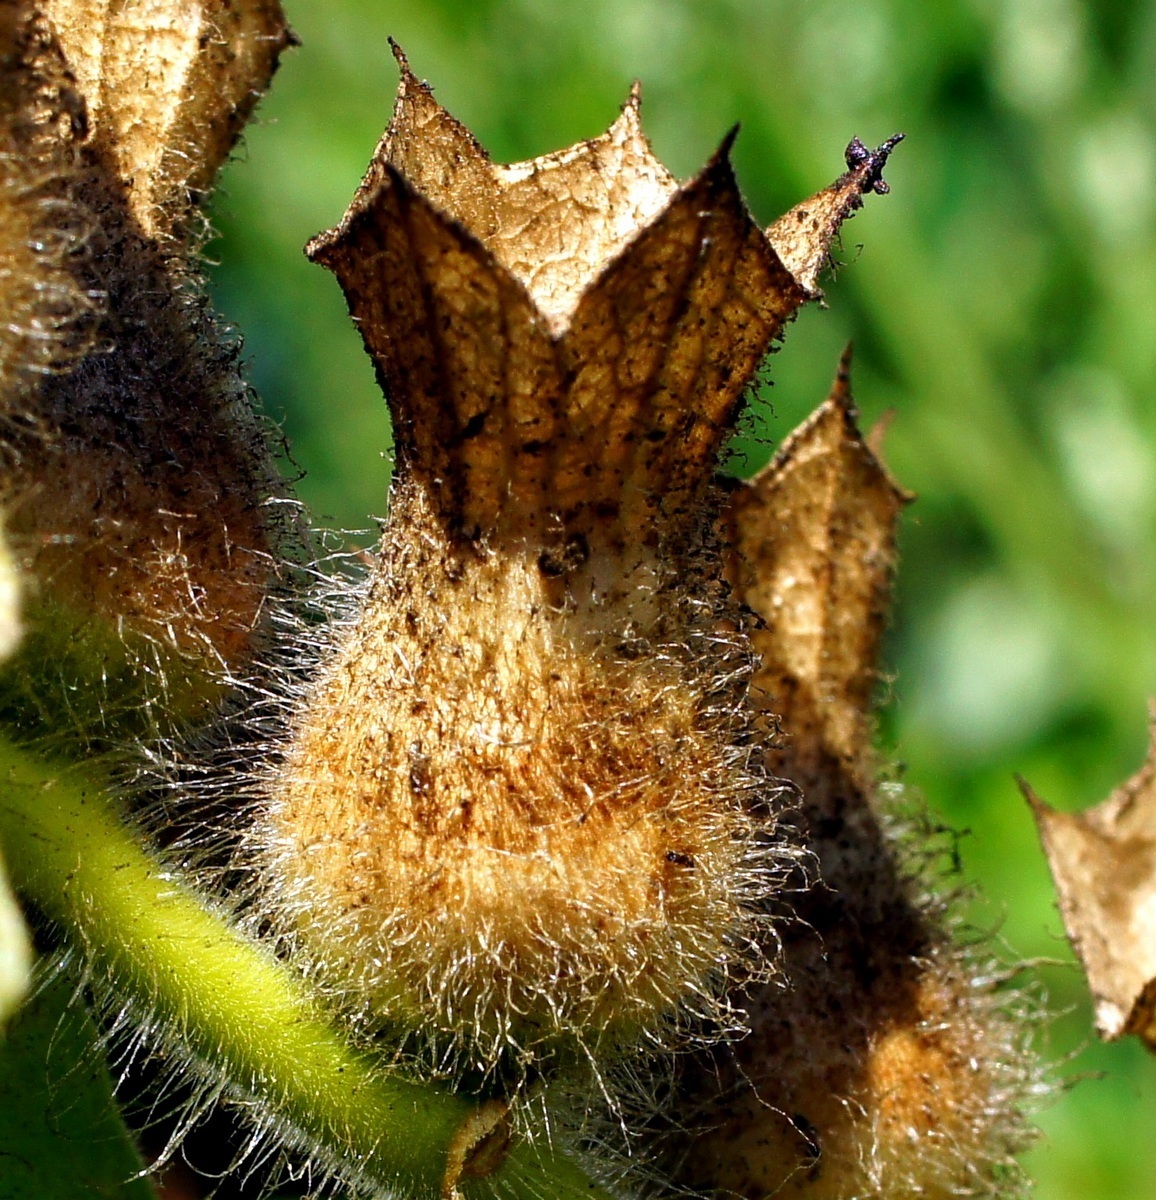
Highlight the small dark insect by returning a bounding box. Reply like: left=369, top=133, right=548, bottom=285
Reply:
left=845, top=132, right=906, bottom=195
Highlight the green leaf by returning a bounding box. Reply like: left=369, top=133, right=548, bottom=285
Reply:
left=0, top=967, right=156, bottom=1200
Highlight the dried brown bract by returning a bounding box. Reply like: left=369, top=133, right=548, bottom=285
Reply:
left=40, top=0, right=294, bottom=246
left=723, top=347, right=912, bottom=786
left=247, top=48, right=892, bottom=1084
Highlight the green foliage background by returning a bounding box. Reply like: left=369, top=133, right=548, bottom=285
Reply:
left=205, top=1, right=1156, bottom=1196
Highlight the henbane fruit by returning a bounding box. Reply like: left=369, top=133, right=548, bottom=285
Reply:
left=0, top=0, right=296, bottom=747
left=648, top=357, right=1040, bottom=1198
left=0, top=10, right=1052, bottom=1194
left=245, top=46, right=903, bottom=1080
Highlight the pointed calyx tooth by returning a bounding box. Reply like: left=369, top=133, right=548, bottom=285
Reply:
left=40, top=0, right=296, bottom=241
left=353, top=41, right=680, bottom=330
left=308, top=49, right=810, bottom=551
left=768, top=132, right=904, bottom=295
left=722, top=347, right=913, bottom=788
left=1025, top=718, right=1156, bottom=1048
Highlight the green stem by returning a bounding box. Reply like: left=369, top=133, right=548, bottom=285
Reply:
left=0, top=738, right=613, bottom=1200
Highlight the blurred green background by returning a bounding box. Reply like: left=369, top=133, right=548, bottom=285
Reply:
left=207, top=1, right=1156, bottom=1195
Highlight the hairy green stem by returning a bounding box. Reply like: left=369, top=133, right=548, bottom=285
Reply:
left=0, top=738, right=612, bottom=1199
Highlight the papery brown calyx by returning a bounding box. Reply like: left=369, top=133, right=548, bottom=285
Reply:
left=1025, top=719, right=1156, bottom=1049
left=259, top=51, right=903, bottom=1081
left=307, top=44, right=894, bottom=568
left=0, top=0, right=297, bottom=714
left=40, top=0, right=296, bottom=244
left=651, top=354, right=1039, bottom=1198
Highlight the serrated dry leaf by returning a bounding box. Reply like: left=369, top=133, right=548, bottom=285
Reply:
left=1025, top=724, right=1156, bottom=1046
left=41, top=0, right=295, bottom=241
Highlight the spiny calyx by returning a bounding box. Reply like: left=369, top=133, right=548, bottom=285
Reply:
left=257, top=47, right=892, bottom=1077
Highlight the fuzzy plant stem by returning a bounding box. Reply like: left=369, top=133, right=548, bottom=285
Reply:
left=0, top=737, right=613, bottom=1200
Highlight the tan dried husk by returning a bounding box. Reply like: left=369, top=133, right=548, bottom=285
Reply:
left=0, top=0, right=94, bottom=406
left=248, top=50, right=908, bottom=1086
left=40, top=0, right=292, bottom=245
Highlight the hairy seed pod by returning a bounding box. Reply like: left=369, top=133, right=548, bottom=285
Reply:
left=649, top=357, right=1040, bottom=1198
left=0, top=0, right=298, bottom=740
left=246, top=50, right=894, bottom=1081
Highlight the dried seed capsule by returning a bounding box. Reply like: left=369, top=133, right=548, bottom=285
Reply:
left=261, top=483, right=769, bottom=1073
left=0, top=0, right=297, bottom=736
left=650, top=357, right=1039, bottom=1198
left=248, top=51, right=878, bottom=1080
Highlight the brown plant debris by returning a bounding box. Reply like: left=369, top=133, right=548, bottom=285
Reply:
left=251, top=49, right=894, bottom=1083
left=0, top=0, right=295, bottom=720
left=722, top=344, right=913, bottom=788
left=1025, top=718, right=1156, bottom=1048
left=652, top=356, right=1036, bottom=1198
